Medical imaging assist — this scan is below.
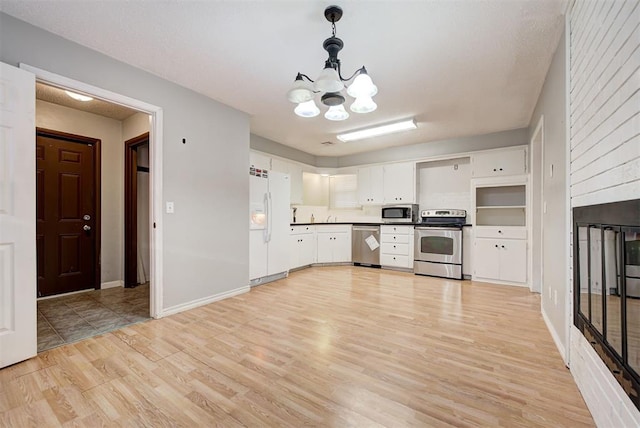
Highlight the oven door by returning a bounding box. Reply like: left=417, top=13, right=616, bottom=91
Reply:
left=415, top=227, right=462, bottom=264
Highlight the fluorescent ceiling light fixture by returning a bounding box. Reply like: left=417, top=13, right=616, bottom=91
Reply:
left=337, top=119, right=417, bottom=143
left=65, top=90, right=93, bottom=102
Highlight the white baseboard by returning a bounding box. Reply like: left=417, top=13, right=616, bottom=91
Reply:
left=159, top=285, right=250, bottom=318
left=101, top=280, right=124, bottom=289
left=541, top=306, right=567, bottom=364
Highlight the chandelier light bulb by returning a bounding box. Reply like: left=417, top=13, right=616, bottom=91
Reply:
left=314, top=67, right=344, bottom=93
left=350, top=96, right=377, bottom=114
left=294, top=100, right=320, bottom=118
left=347, top=72, right=377, bottom=98
left=287, top=78, right=314, bottom=103
left=324, top=104, right=349, bottom=121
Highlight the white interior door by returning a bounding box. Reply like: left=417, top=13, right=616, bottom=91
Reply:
left=0, top=62, right=37, bottom=368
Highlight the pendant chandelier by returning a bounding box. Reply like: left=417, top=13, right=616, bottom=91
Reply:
left=286, top=5, right=378, bottom=121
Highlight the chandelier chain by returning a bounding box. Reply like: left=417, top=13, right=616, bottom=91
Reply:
left=331, top=21, right=336, bottom=37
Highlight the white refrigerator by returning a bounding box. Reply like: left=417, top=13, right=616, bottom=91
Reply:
left=249, top=169, right=291, bottom=284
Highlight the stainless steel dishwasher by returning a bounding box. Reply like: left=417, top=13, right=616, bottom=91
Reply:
left=352, top=225, right=381, bottom=267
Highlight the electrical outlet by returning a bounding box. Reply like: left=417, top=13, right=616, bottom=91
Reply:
left=166, top=201, right=174, bottom=214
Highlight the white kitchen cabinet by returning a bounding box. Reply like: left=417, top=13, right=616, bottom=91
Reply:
left=289, top=226, right=315, bottom=270
left=271, top=158, right=304, bottom=205
left=474, top=227, right=527, bottom=285
left=471, top=147, right=526, bottom=178
left=357, top=165, right=384, bottom=205
left=380, top=225, right=414, bottom=269
left=383, top=162, right=415, bottom=203
left=316, top=226, right=352, bottom=263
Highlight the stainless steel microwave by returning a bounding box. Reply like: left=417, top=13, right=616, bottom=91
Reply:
left=381, top=204, right=419, bottom=223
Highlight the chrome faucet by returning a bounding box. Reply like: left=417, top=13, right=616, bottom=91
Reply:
left=326, top=215, right=332, bottom=223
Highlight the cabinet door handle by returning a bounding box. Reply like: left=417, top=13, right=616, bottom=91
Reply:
left=499, top=168, right=503, bottom=171
left=501, top=245, right=505, bottom=248
left=493, top=168, right=497, bottom=172
left=495, top=244, right=499, bottom=248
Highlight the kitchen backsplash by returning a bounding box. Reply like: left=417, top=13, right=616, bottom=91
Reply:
left=291, top=205, right=382, bottom=224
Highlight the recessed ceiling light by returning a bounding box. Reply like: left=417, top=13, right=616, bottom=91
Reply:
left=65, top=90, right=93, bottom=102
left=336, top=119, right=417, bottom=142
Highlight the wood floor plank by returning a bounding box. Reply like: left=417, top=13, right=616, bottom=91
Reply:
left=1, top=266, right=594, bottom=426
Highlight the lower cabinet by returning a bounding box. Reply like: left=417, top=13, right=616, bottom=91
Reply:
left=473, top=226, right=527, bottom=285
left=380, top=225, right=414, bottom=269
left=316, top=226, right=352, bottom=263
left=289, top=226, right=316, bottom=269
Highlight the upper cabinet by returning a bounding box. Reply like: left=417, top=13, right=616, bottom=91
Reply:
left=357, top=165, right=384, bottom=205
left=271, top=158, right=303, bottom=205
left=249, top=151, right=271, bottom=171
left=383, top=162, right=416, bottom=203
left=471, top=147, right=526, bottom=178
left=250, top=151, right=304, bottom=205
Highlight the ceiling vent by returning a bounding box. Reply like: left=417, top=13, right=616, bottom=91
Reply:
left=321, top=141, right=335, bottom=146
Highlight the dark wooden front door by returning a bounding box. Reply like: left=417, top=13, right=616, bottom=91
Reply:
left=36, top=129, right=100, bottom=297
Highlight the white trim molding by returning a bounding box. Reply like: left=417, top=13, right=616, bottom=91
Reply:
left=159, top=286, right=250, bottom=318
left=542, top=305, right=566, bottom=363
left=101, top=280, right=123, bottom=289
left=19, top=63, right=165, bottom=320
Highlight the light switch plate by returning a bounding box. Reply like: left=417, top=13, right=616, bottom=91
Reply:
left=166, top=201, right=174, bottom=214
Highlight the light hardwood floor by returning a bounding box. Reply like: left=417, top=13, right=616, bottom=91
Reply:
left=1, top=266, right=593, bottom=427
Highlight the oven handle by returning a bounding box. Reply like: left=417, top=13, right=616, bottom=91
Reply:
left=415, top=227, right=462, bottom=232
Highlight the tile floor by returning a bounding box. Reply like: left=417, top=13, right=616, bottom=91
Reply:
left=37, top=283, right=150, bottom=352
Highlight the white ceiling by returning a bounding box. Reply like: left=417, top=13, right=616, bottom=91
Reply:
left=1, top=1, right=566, bottom=157
left=36, top=82, right=139, bottom=121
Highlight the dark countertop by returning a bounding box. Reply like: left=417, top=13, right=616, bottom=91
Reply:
left=291, top=222, right=473, bottom=227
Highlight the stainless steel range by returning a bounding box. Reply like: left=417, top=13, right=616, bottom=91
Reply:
left=414, top=209, right=466, bottom=280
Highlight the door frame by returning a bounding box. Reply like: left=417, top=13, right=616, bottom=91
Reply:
left=124, top=132, right=149, bottom=288
left=36, top=127, right=102, bottom=292
left=21, top=63, right=164, bottom=319
left=530, top=115, right=544, bottom=295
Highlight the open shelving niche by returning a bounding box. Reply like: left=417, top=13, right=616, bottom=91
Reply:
left=475, top=184, right=526, bottom=226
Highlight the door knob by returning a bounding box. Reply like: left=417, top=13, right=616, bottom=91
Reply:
left=83, top=225, right=91, bottom=231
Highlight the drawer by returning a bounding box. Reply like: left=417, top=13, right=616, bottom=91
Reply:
left=380, top=234, right=410, bottom=244
left=474, top=226, right=526, bottom=240
left=381, top=242, right=409, bottom=255
left=381, top=254, right=410, bottom=268
left=381, top=225, right=412, bottom=235
left=290, top=226, right=314, bottom=235
left=315, top=225, right=351, bottom=234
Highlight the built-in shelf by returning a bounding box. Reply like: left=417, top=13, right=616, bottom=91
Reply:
left=475, top=185, right=526, bottom=226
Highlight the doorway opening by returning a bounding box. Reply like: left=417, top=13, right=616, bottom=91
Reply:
left=125, top=132, right=150, bottom=288
left=29, top=70, right=161, bottom=351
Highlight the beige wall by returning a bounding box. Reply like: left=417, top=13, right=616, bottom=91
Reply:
left=36, top=99, right=124, bottom=285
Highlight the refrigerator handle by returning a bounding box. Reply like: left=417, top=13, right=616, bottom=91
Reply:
left=263, top=192, right=269, bottom=242
left=267, top=192, right=273, bottom=242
